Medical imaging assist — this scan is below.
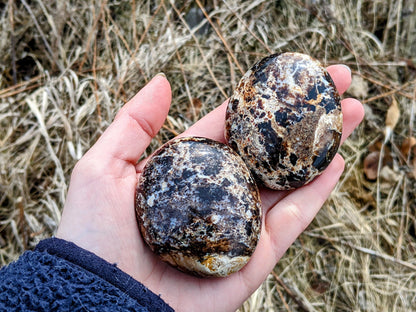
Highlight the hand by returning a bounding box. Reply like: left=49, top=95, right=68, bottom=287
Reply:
left=57, top=66, right=364, bottom=312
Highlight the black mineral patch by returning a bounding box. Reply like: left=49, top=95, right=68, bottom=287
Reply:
left=231, top=98, right=239, bottom=111
left=321, top=95, right=338, bottom=114
left=196, top=185, right=227, bottom=203
left=290, top=153, right=298, bottom=166
left=274, top=110, right=289, bottom=128
left=253, top=69, right=268, bottom=85
left=251, top=53, right=281, bottom=78
left=257, top=120, right=284, bottom=169
left=261, top=94, right=270, bottom=99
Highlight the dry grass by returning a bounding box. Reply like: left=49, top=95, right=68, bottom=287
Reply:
left=1, top=0, right=416, bottom=311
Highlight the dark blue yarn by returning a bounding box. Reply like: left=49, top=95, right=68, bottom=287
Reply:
left=0, top=238, right=174, bottom=312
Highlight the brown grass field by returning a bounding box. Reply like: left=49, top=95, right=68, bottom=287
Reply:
left=1, top=0, right=416, bottom=311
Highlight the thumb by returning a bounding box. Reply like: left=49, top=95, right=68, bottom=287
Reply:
left=87, top=74, right=171, bottom=165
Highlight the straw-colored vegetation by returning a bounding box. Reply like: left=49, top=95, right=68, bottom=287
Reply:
left=1, top=0, right=416, bottom=311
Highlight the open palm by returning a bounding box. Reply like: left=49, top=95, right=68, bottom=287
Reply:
left=57, top=65, right=364, bottom=312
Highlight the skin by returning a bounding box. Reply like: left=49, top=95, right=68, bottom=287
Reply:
left=57, top=65, right=364, bottom=312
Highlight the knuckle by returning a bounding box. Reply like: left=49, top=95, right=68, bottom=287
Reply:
left=286, top=199, right=310, bottom=232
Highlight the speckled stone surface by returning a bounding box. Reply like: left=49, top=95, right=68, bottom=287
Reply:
left=225, top=52, right=343, bottom=190
left=135, top=137, right=262, bottom=277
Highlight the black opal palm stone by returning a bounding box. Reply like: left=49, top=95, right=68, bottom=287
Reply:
left=136, top=137, right=261, bottom=277
left=225, top=52, right=343, bottom=190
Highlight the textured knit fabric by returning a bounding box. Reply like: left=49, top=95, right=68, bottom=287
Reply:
left=0, top=238, right=174, bottom=312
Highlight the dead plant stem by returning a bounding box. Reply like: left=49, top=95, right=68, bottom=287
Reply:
left=305, top=232, right=416, bottom=271
left=169, top=0, right=228, bottom=99
left=271, top=271, right=314, bottom=312
left=222, top=1, right=273, bottom=54
left=195, top=0, right=244, bottom=75
left=8, top=0, right=17, bottom=85
left=21, top=0, right=64, bottom=72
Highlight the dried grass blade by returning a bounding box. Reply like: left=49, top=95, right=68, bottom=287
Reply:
left=169, top=0, right=227, bottom=99
left=26, top=92, right=65, bottom=187
left=195, top=0, right=244, bottom=75
left=21, top=0, right=64, bottom=72
left=305, top=232, right=416, bottom=271
left=271, top=271, right=316, bottom=312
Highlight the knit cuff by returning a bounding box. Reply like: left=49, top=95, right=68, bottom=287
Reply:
left=0, top=237, right=174, bottom=311
left=35, top=237, right=174, bottom=311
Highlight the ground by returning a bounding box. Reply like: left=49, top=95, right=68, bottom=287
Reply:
left=0, top=1, right=415, bottom=311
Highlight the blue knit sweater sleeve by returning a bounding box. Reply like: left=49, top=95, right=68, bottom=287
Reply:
left=0, top=237, right=174, bottom=312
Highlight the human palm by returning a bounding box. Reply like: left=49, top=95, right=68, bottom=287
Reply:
left=57, top=66, right=364, bottom=312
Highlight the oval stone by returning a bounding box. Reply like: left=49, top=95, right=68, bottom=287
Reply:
left=135, top=137, right=262, bottom=277
left=225, top=52, right=343, bottom=190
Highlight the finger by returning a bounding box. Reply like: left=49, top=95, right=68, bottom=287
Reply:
left=182, top=64, right=354, bottom=143
left=179, top=100, right=229, bottom=143
left=326, top=65, right=351, bottom=95
left=266, top=153, right=345, bottom=239
left=87, top=74, right=171, bottom=165
left=240, top=153, right=345, bottom=283
left=340, top=98, right=364, bottom=144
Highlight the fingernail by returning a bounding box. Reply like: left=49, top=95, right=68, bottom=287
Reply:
left=154, top=72, right=166, bottom=79
left=340, top=64, right=351, bottom=75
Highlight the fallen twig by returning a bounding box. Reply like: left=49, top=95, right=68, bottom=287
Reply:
left=271, top=271, right=315, bottom=312
left=304, top=232, right=416, bottom=271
